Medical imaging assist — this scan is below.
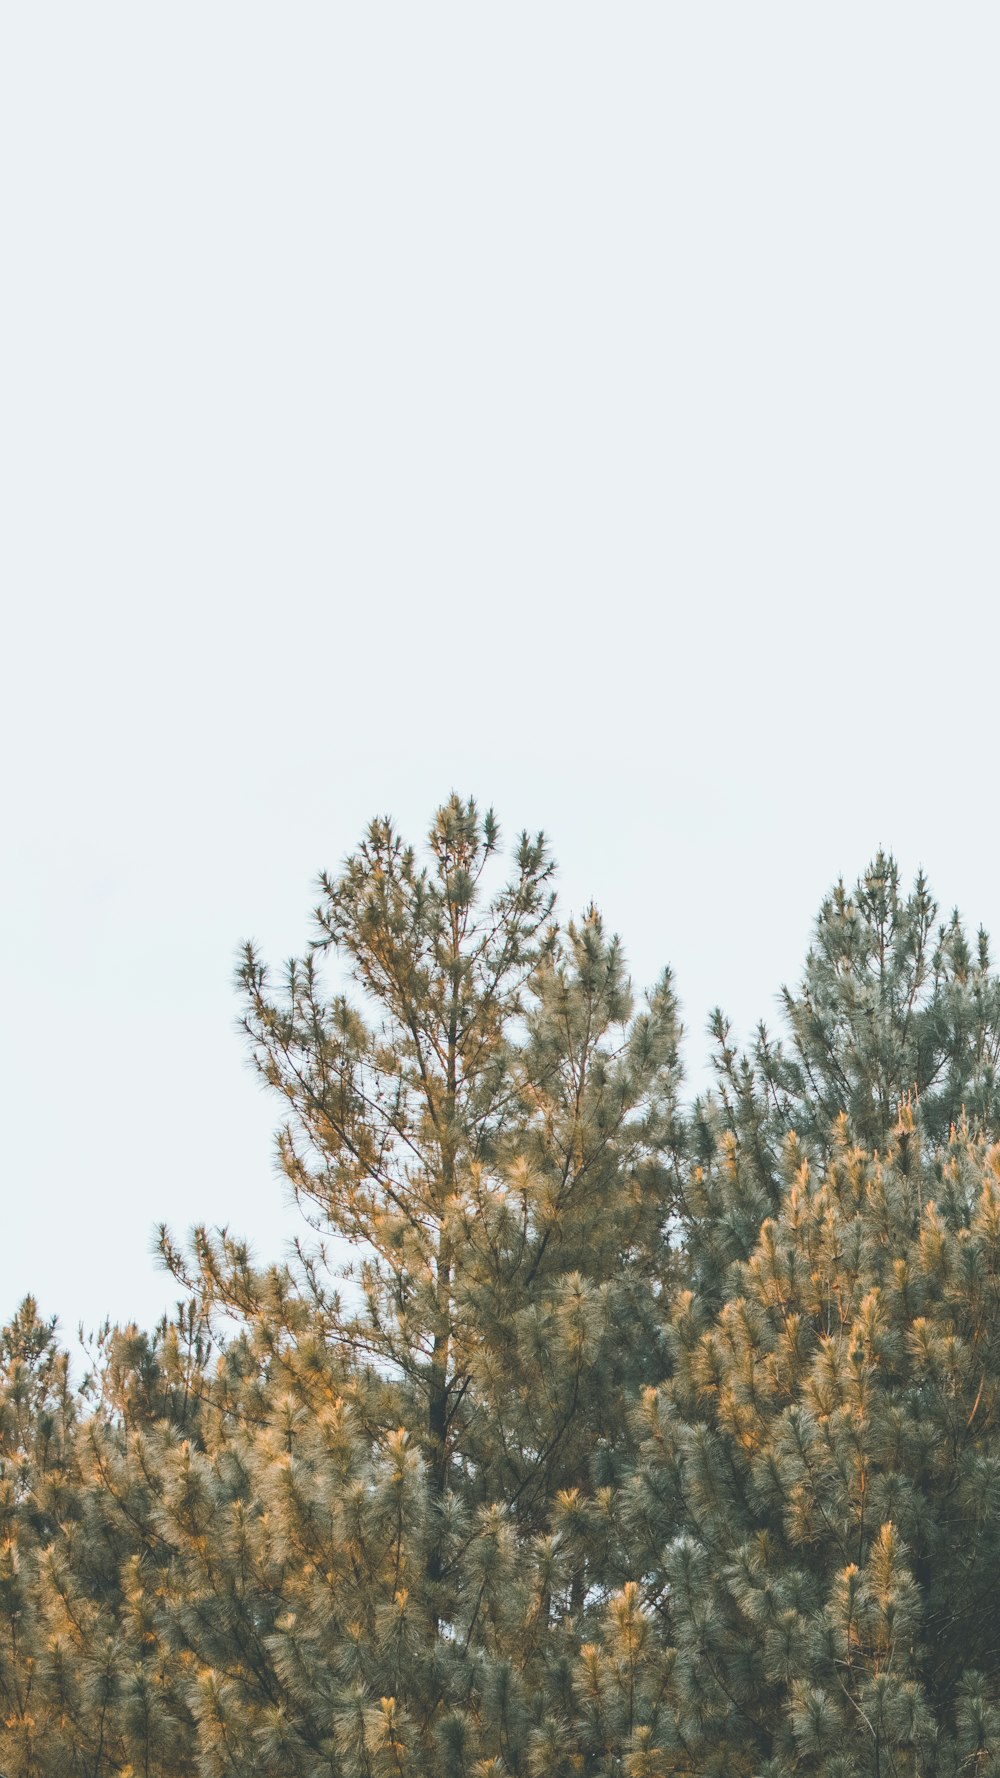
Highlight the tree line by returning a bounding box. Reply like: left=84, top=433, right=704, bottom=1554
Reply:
left=5, top=796, right=1000, bottom=1776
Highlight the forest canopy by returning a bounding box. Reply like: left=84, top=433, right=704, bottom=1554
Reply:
left=5, top=797, right=1000, bottom=1778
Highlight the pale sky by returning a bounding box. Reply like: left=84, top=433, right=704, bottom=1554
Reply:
left=3, top=6, right=999, bottom=1339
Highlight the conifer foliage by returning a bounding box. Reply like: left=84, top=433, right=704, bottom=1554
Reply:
left=617, top=1113, right=1000, bottom=1777
left=232, top=797, right=682, bottom=1542
left=4, top=810, right=1000, bottom=1777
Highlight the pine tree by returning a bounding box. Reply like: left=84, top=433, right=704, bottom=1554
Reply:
left=147, top=795, right=683, bottom=1770
left=601, top=1110, right=1000, bottom=1776
left=0, top=1300, right=78, bottom=1776
left=0, top=1306, right=211, bottom=1776
left=688, top=853, right=1000, bottom=1304
left=754, top=851, right=1000, bottom=1150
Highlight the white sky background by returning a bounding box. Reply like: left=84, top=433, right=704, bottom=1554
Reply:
left=2, top=7, right=998, bottom=1339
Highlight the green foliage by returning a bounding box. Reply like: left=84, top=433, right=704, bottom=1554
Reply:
left=223, top=798, right=682, bottom=1563
left=616, top=1111, right=1000, bottom=1775
left=689, top=850, right=1000, bottom=1304
left=757, top=851, right=1000, bottom=1149
left=5, top=820, right=1000, bottom=1776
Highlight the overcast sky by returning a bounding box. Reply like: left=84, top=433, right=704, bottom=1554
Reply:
left=3, top=6, right=999, bottom=1339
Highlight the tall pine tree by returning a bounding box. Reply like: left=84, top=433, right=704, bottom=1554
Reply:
left=149, top=795, right=684, bottom=1771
